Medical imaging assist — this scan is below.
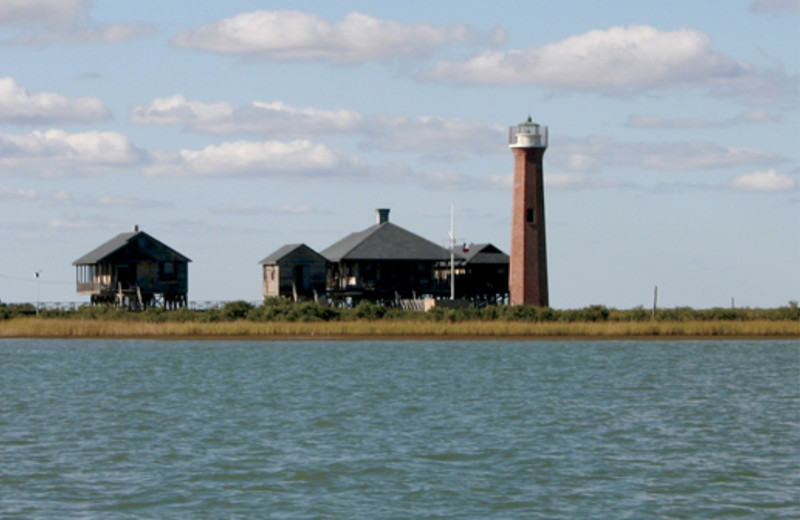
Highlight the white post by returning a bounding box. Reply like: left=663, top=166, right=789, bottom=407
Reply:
left=450, top=203, right=455, bottom=300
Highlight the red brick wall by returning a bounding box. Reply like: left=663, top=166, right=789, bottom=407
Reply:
left=509, top=147, right=549, bottom=306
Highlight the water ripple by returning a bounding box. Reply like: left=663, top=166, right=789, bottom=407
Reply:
left=0, top=339, right=798, bottom=519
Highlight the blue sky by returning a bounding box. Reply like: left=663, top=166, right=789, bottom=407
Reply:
left=0, top=0, right=797, bottom=308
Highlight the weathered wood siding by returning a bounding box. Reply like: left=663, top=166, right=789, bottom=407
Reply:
left=262, top=247, right=326, bottom=300
left=263, top=265, right=280, bottom=298
left=77, top=234, right=189, bottom=296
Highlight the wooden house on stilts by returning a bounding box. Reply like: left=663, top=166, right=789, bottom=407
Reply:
left=73, top=226, right=191, bottom=309
left=321, top=209, right=451, bottom=305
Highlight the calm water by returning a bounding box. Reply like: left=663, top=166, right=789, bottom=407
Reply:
left=0, top=339, right=797, bottom=519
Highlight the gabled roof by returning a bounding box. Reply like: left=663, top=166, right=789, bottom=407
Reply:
left=259, top=243, right=325, bottom=264
left=321, top=222, right=450, bottom=262
left=73, top=230, right=191, bottom=265
left=458, top=243, right=509, bottom=265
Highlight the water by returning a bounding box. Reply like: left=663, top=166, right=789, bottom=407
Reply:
left=1, top=339, right=797, bottom=519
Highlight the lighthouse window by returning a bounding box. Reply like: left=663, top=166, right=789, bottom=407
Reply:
left=526, top=208, right=535, bottom=223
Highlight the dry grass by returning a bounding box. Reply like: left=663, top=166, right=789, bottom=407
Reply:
left=1, top=318, right=797, bottom=340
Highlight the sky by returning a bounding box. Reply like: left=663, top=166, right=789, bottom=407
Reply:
left=0, top=0, right=798, bottom=309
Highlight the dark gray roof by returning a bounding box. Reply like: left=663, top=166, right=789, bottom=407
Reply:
left=458, top=243, right=509, bottom=265
left=73, top=230, right=191, bottom=265
left=321, top=222, right=450, bottom=262
left=259, top=243, right=325, bottom=264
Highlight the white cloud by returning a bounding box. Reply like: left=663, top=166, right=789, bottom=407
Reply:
left=626, top=115, right=714, bottom=130
left=730, top=168, right=796, bottom=192
left=363, top=116, right=505, bottom=154
left=143, top=139, right=365, bottom=179
left=734, top=110, right=782, bottom=123
left=0, top=0, right=85, bottom=26
left=0, top=0, right=154, bottom=47
left=49, top=189, right=72, bottom=202
left=142, top=136, right=470, bottom=187
left=485, top=173, right=513, bottom=189
left=131, top=95, right=505, bottom=155
left=491, top=167, right=796, bottom=194
left=81, top=195, right=168, bottom=208
left=748, top=0, right=800, bottom=14
left=0, top=77, right=110, bottom=124
left=0, top=129, right=145, bottom=177
left=276, top=204, right=315, bottom=214
left=210, top=204, right=262, bottom=215
left=545, top=173, right=632, bottom=190
left=47, top=216, right=113, bottom=231
left=47, top=192, right=165, bottom=212
left=553, top=137, right=783, bottom=172
left=0, top=186, right=37, bottom=201
left=423, top=25, right=793, bottom=104
left=130, top=95, right=365, bottom=136
left=486, top=172, right=629, bottom=190
left=172, top=10, right=504, bottom=62
left=626, top=110, right=781, bottom=129
left=404, top=168, right=476, bottom=189
left=5, top=23, right=156, bottom=46
left=211, top=203, right=318, bottom=216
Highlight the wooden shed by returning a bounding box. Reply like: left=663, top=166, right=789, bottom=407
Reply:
left=259, top=243, right=327, bottom=301
left=321, top=209, right=450, bottom=304
left=73, top=226, right=191, bottom=309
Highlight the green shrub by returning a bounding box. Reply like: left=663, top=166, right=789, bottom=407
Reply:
left=246, top=299, right=340, bottom=322
left=346, top=302, right=387, bottom=320
left=425, top=307, right=458, bottom=322
left=220, top=300, right=254, bottom=321
left=0, top=303, right=38, bottom=320
left=764, top=302, right=800, bottom=321
left=3, top=299, right=797, bottom=324
left=74, top=305, right=128, bottom=321
left=499, top=305, right=544, bottom=321
left=557, top=305, right=610, bottom=322
left=140, top=307, right=168, bottom=322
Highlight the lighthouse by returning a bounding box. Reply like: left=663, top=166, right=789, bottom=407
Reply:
left=509, top=116, right=549, bottom=306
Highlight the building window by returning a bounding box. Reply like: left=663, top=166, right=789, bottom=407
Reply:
left=526, top=208, right=535, bottom=223
left=162, top=262, right=176, bottom=280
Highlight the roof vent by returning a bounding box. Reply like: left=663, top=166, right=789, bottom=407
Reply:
left=376, top=208, right=390, bottom=224
left=133, top=224, right=139, bottom=232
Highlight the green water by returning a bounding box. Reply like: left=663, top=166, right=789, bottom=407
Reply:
left=1, top=339, right=798, bottom=518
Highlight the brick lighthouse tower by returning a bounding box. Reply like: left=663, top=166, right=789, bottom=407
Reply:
left=509, top=116, right=549, bottom=306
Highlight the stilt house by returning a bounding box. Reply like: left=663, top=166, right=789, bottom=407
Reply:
left=436, top=243, right=509, bottom=304
left=321, top=209, right=451, bottom=304
left=73, top=226, right=190, bottom=309
left=259, top=243, right=327, bottom=301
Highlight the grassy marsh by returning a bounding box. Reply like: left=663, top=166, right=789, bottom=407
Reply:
left=1, top=317, right=797, bottom=340
left=1, top=300, right=797, bottom=339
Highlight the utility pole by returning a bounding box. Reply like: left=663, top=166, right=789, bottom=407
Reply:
left=35, top=270, right=42, bottom=316
left=652, top=285, right=658, bottom=319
